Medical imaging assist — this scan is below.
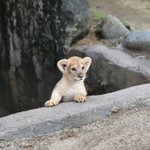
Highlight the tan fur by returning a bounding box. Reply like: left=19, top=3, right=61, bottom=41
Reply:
left=44, top=56, right=92, bottom=107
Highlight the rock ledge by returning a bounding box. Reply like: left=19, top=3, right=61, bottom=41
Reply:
left=0, top=84, right=150, bottom=140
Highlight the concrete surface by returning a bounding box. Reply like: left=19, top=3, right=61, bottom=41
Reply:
left=0, top=83, right=150, bottom=140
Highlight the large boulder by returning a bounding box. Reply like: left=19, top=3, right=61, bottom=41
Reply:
left=62, top=0, right=90, bottom=45
left=122, top=31, right=150, bottom=52
left=101, top=15, right=130, bottom=40
left=0, top=0, right=90, bottom=115
left=68, top=45, right=150, bottom=95
left=0, top=0, right=65, bottom=113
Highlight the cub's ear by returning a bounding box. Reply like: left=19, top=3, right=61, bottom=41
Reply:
left=83, top=57, right=92, bottom=71
left=57, top=59, right=68, bottom=73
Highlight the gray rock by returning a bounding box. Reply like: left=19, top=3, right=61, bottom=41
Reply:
left=0, top=0, right=90, bottom=114
left=0, top=83, right=150, bottom=140
left=68, top=45, right=150, bottom=95
left=102, top=15, right=130, bottom=39
left=0, top=143, right=4, bottom=149
left=122, top=31, right=150, bottom=52
left=111, top=106, right=120, bottom=113
left=62, top=0, right=90, bottom=45
left=0, top=0, right=65, bottom=113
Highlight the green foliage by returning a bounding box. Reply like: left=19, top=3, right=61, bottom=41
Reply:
left=94, top=13, right=106, bottom=21
left=123, top=21, right=131, bottom=30
left=91, top=10, right=106, bottom=22
left=91, top=10, right=106, bottom=39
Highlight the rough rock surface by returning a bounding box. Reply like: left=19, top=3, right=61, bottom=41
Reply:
left=101, top=15, right=130, bottom=39
left=0, top=83, right=150, bottom=140
left=0, top=0, right=90, bottom=115
left=69, top=45, right=150, bottom=94
left=122, top=31, right=150, bottom=52
left=62, top=0, right=90, bottom=45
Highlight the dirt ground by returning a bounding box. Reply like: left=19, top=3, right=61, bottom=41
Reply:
left=1, top=1, right=150, bottom=150
left=90, top=0, right=150, bottom=30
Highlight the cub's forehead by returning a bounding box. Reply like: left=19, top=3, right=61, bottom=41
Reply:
left=68, top=56, right=84, bottom=67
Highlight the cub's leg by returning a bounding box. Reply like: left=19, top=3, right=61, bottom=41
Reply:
left=44, top=89, right=62, bottom=107
left=74, top=84, right=87, bottom=103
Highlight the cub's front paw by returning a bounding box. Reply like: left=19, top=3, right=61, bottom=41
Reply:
left=74, top=94, right=86, bottom=103
left=44, top=99, right=59, bottom=107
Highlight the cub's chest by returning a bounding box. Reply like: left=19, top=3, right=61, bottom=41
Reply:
left=62, top=87, right=76, bottom=102
left=62, top=83, right=83, bottom=101
left=66, top=87, right=77, bottom=96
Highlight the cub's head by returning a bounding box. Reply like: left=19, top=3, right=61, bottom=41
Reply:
left=57, top=56, right=92, bottom=81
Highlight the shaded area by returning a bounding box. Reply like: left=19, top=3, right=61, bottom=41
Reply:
left=0, top=0, right=65, bottom=114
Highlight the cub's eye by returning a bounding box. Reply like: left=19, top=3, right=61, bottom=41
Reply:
left=71, top=67, right=76, bottom=71
left=82, top=66, right=85, bottom=70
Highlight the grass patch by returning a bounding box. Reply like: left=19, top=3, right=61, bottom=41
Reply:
left=91, top=9, right=106, bottom=22
left=91, top=10, right=107, bottom=39
left=94, top=12, right=106, bottom=21
left=123, top=21, right=131, bottom=30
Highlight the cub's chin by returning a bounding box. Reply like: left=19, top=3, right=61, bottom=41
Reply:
left=74, top=77, right=85, bottom=81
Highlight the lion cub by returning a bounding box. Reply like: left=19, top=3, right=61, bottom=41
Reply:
left=44, top=56, right=92, bottom=107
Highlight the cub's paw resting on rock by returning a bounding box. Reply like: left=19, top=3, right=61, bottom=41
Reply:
left=44, top=99, right=60, bottom=107
left=44, top=56, right=92, bottom=107
left=74, top=94, right=86, bottom=103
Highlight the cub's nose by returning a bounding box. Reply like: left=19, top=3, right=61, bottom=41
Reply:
left=78, top=73, right=83, bottom=78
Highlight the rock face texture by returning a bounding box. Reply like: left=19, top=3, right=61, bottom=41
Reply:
left=69, top=45, right=150, bottom=95
left=0, top=0, right=90, bottom=114
left=62, top=0, right=90, bottom=45
left=101, top=15, right=130, bottom=40
left=122, top=31, right=150, bottom=51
